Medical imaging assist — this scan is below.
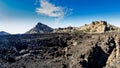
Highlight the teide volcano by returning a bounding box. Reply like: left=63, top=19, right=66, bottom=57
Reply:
left=26, top=22, right=53, bottom=34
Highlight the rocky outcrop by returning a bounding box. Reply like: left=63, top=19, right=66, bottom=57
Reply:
left=26, top=22, right=53, bottom=34
left=105, top=35, right=120, bottom=68
left=79, top=21, right=120, bottom=33
left=54, top=21, right=120, bottom=33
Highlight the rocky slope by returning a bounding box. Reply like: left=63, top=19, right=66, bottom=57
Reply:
left=54, top=21, right=120, bottom=33
left=0, top=31, right=10, bottom=35
left=26, top=22, right=53, bottom=34
left=78, top=21, right=120, bottom=33
left=0, top=32, right=120, bottom=68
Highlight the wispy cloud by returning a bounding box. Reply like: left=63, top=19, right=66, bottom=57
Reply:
left=36, top=0, right=64, bottom=18
left=36, top=0, right=73, bottom=23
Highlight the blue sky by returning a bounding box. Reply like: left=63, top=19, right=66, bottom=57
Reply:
left=0, top=0, right=120, bottom=34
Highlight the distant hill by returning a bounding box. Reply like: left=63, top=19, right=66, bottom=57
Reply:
left=78, top=21, right=120, bottom=33
left=0, top=31, right=10, bottom=35
left=25, top=22, right=53, bottom=34
left=54, top=21, right=120, bottom=33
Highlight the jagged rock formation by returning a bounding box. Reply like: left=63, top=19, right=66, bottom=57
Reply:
left=54, top=21, right=120, bottom=33
left=79, top=21, right=120, bottom=33
left=0, top=31, right=10, bottom=35
left=26, top=22, right=53, bottom=34
left=0, top=32, right=120, bottom=68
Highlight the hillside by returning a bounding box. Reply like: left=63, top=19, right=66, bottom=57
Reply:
left=78, top=21, right=120, bottom=33
left=54, top=21, right=120, bottom=33
left=0, top=32, right=120, bottom=68
left=0, top=31, right=10, bottom=35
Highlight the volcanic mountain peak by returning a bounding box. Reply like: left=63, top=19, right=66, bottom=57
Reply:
left=35, top=22, right=47, bottom=28
left=26, top=22, right=53, bottom=34
left=0, top=31, right=10, bottom=35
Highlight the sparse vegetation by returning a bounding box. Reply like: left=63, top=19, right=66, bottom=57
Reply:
left=85, top=28, right=91, bottom=32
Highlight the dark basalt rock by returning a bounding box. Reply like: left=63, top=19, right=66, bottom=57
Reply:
left=0, top=33, right=120, bottom=68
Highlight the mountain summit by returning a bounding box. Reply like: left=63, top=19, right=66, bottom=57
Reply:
left=0, top=31, right=10, bottom=35
left=26, top=22, right=53, bottom=34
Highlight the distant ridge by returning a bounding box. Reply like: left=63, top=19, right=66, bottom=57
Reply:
left=25, top=22, right=53, bottom=34
left=78, top=21, right=120, bottom=33
left=54, top=21, right=120, bottom=33
left=0, top=31, right=10, bottom=35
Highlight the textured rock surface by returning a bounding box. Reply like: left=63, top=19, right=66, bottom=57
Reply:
left=0, top=33, right=120, bottom=68
left=79, top=21, right=120, bottom=33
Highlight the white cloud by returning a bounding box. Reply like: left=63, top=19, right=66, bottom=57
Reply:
left=36, top=0, right=73, bottom=23
left=36, top=0, right=64, bottom=18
